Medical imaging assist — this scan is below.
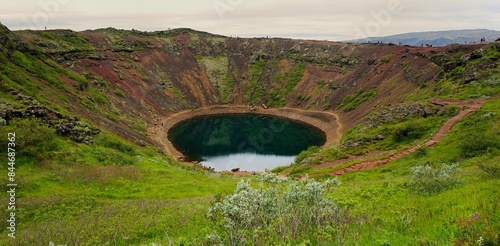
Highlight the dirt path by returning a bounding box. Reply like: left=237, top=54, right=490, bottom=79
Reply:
left=148, top=105, right=342, bottom=160
left=323, top=99, right=485, bottom=176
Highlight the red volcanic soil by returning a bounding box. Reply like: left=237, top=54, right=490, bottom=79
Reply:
left=5, top=26, right=491, bottom=156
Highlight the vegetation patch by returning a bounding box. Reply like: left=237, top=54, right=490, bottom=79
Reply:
left=408, top=163, right=463, bottom=195
left=434, top=43, right=500, bottom=99
left=243, top=59, right=267, bottom=104
left=197, top=55, right=233, bottom=103
left=206, top=173, right=352, bottom=245
left=283, top=62, right=305, bottom=97
left=336, top=88, right=377, bottom=111
left=382, top=55, right=392, bottom=63
left=11, top=51, right=67, bottom=91
left=267, top=62, right=306, bottom=107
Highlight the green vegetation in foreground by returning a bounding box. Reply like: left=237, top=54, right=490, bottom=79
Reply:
left=1, top=98, right=498, bottom=245
left=273, top=99, right=500, bottom=245
left=0, top=118, right=238, bottom=245
left=0, top=34, right=499, bottom=245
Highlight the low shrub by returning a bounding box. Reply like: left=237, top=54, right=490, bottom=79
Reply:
left=408, top=163, right=463, bottom=195
left=444, top=105, right=460, bottom=117
left=413, top=146, right=428, bottom=158
left=0, top=117, right=58, bottom=162
left=459, top=132, right=499, bottom=158
left=294, top=145, right=321, bottom=164
left=391, top=121, right=427, bottom=142
left=206, top=173, right=350, bottom=245
left=477, top=155, right=500, bottom=178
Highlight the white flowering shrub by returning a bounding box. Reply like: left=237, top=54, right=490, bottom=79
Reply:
left=206, top=173, right=345, bottom=245
left=408, top=163, right=463, bottom=195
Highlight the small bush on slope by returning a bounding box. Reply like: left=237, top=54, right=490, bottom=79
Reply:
left=0, top=118, right=57, bottom=162
left=206, top=173, right=356, bottom=245
left=408, top=163, right=463, bottom=195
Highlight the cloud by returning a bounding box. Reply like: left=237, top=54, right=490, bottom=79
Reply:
left=1, top=0, right=498, bottom=40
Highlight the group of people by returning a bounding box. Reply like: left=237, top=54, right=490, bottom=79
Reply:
left=464, top=37, right=488, bottom=45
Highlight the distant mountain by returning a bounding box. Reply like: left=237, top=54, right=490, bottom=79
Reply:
left=348, top=29, right=500, bottom=47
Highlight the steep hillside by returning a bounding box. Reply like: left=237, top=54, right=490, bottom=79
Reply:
left=1, top=22, right=499, bottom=245
left=1, top=23, right=496, bottom=152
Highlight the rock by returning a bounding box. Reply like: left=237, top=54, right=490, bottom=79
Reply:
left=2, top=91, right=100, bottom=144
left=341, top=135, right=386, bottom=149
left=300, top=157, right=314, bottom=165
left=55, top=118, right=100, bottom=144
left=463, top=59, right=497, bottom=83
left=463, top=68, right=476, bottom=84
left=469, top=49, right=484, bottom=60
left=443, top=61, right=460, bottom=72
left=363, top=102, right=441, bottom=129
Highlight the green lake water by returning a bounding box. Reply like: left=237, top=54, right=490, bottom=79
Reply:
left=167, top=114, right=326, bottom=171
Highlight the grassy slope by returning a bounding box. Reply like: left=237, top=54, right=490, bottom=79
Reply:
left=334, top=100, right=500, bottom=245
left=0, top=27, right=499, bottom=244
left=0, top=120, right=238, bottom=245
left=273, top=44, right=500, bottom=244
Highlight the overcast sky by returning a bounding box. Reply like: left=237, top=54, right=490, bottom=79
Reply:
left=1, top=0, right=499, bottom=41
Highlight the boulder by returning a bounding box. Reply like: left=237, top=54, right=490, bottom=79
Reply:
left=2, top=91, right=100, bottom=144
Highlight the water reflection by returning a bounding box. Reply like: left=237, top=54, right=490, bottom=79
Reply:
left=200, top=153, right=294, bottom=172
left=168, top=114, right=325, bottom=171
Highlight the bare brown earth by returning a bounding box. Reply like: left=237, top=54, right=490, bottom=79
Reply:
left=151, top=105, right=341, bottom=160
left=1, top=25, right=492, bottom=162
left=314, top=99, right=485, bottom=176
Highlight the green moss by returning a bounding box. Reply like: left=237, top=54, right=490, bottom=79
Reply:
left=336, top=89, right=364, bottom=109
left=243, top=59, right=267, bottom=104
left=170, top=86, right=189, bottom=107
left=10, top=51, right=69, bottom=92
left=42, top=58, right=88, bottom=88
left=87, top=87, right=110, bottom=106
left=382, top=55, right=392, bottom=63
left=197, top=55, right=233, bottom=103
left=265, top=62, right=306, bottom=108
left=337, top=88, right=377, bottom=111
left=221, top=71, right=234, bottom=103
left=38, top=30, right=91, bottom=51
left=114, top=88, right=126, bottom=98
left=283, top=62, right=305, bottom=96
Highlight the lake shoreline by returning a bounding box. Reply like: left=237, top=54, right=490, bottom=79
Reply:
left=149, top=105, right=342, bottom=162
